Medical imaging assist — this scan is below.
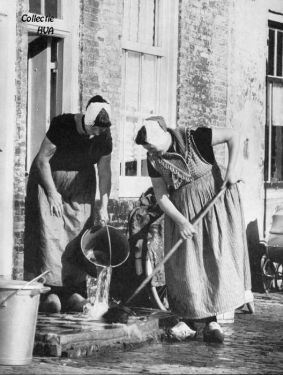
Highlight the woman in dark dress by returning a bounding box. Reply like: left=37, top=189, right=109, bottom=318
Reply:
left=24, top=95, right=112, bottom=313
left=135, top=116, right=253, bottom=343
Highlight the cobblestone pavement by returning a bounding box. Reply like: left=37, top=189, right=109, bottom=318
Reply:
left=1, top=293, right=283, bottom=374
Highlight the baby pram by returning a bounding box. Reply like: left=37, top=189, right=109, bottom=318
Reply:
left=127, top=188, right=168, bottom=309
left=261, top=205, right=283, bottom=292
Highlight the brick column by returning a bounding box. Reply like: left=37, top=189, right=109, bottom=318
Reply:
left=0, top=1, right=17, bottom=277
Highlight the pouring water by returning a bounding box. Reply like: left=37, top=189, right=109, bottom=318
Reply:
left=83, top=266, right=112, bottom=320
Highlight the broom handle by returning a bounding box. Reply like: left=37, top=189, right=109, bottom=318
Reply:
left=126, top=187, right=227, bottom=305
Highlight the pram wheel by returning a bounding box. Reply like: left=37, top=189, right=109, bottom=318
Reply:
left=261, top=254, right=276, bottom=292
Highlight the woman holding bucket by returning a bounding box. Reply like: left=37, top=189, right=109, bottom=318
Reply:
left=135, top=116, right=253, bottom=343
left=24, top=95, right=112, bottom=313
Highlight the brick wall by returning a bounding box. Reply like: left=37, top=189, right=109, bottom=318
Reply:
left=13, top=0, right=28, bottom=279
left=177, top=0, right=268, bottom=231
left=177, top=0, right=230, bottom=164
left=79, top=0, right=123, bottom=199
left=177, top=0, right=229, bottom=128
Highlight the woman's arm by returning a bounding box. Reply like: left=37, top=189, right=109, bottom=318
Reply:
left=34, top=136, right=63, bottom=217
left=211, top=127, right=240, bottom=188
left=97, top=153, right=111, bottom=224
left=151, top=177, right=196, bottom=239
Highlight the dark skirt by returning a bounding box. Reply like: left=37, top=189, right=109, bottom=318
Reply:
left=164, top=166, right=252, bottom=319
left=24, top=165, right=96, bottom=288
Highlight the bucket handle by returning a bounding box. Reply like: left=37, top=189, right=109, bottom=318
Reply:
left=0, top=270, right=50, bottom=308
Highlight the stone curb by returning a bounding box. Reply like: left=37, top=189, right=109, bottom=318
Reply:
left=34, top=313, right=162, bottom=358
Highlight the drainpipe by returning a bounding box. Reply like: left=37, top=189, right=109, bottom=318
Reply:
left=0, top=2, right=16, bottom=278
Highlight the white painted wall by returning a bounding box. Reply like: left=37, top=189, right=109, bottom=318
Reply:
left=61, top=0, right=80, bottom=113
left=269, top=0, right=283, bottom=14
left=0, top=0, right=16, bottom=277
left=226, top=0, right=268, bottom=238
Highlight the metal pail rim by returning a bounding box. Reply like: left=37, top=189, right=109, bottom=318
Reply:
left=0, top=279, right=46, bottom=290
left=80, top=225, right=130, bottom=268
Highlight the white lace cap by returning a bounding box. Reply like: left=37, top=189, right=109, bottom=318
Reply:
left=85, top=102, right=111, bottom=127
left=144, top=119, right=168, bottom=148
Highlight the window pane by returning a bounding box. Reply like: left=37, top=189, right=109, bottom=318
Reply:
left=122, top=52, right=161, bottom=176
left=29, top=0, right=41, bottom=14
left=50, top=38, right=63, bottom=120
left=122, top=0, right=131, bottom=41
left=140, top=54, right=157, bottom=165
left=268, top=82, right=283, bottom=182
left=124, top=52, right=140, bottom=113
left=123, top=52, right=140, bottom=176
left=154, top=0, right=162, bottom=47
left=125, top=160, right=137, bottom=176
left=121, top=0, right=172, bottom=181
left=139, top=0, right=155, bottom=45
left=271, top=126, right=283, bottom=181
left=129, top=0, right=139, bottom=43
left=124, top=115, right=140, bottom=176
left=277, top=31, right=283, bottom=77
left=268, top=29, right=275, bottom=76
left=141, top=159, right=149, bottom=176
left=123, top=0, right=162, bottom=46
left=141, top=54, right=157, bottom=115
left=272, top=83, right=283, bottom=126
left=45, top=0, right=59, bottom=18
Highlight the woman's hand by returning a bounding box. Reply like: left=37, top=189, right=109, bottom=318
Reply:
left=177, top=218, right=196, bottom=240
left=47, top=191, right=63, bottom=217
left=221, top=169, right=242, bottom=189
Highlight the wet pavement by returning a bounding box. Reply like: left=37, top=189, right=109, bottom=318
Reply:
left=33, top=310, right=162, bottom=357
left=1, top=292, right=283, bottom=374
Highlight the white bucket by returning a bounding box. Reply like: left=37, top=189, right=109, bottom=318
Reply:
left=0, top=278, right=50, bottom=365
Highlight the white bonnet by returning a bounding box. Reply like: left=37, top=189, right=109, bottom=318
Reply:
left=142, top=116, right=168, bottom=147
left=84, top=102, right=111, bottom=129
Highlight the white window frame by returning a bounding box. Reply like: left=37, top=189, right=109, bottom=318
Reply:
left=25, top=0, right=67, bottom=33
left=119, top=0, right=179, bottom=198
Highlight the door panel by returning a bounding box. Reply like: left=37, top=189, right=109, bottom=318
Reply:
left=27, top=36, right=48, bottom=170
left=27, top=36, right=63, bottom=171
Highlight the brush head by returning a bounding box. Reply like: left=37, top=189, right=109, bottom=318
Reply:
left=103, top=302, right=135, bottom=324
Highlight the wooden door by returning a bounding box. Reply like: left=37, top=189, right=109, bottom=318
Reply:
left=27, top=35, right=49, bottom=170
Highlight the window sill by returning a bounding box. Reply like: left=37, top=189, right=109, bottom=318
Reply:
left=264, top=181, right=283, bottom=189
left=119, top=176, right=152, bottom=198
left=121, top=40, right=165, bottom=57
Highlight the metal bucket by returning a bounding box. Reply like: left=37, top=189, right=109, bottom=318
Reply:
left=0, top=278, right=50, bottom=365
left=80, top=225, right=130, bottom=276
